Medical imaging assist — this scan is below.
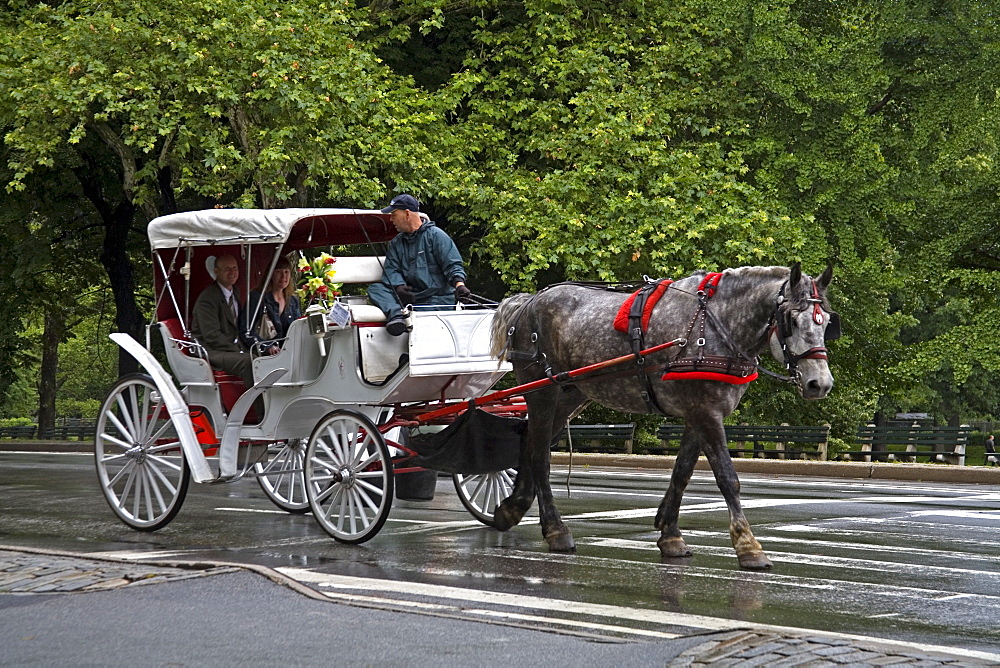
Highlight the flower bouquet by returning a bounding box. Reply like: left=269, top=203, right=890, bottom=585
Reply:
left=296, top=252, right=342, bottom=305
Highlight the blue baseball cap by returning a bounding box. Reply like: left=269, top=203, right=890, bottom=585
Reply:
left=381, top=193, right=420, bottom=213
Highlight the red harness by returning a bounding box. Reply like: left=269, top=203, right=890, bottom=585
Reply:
left=613, top=280, right=672, bottom=333
left=662, top=272, right=758, bottom=385
left=613, top=272, right=758, bottom=386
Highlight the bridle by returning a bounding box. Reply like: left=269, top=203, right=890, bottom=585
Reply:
left=768, top=278, right=841, bottom=385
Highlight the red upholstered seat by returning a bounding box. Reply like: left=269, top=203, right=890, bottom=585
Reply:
left=213, top=370, right=250, bottom=415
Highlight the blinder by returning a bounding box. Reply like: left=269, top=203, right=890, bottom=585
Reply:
left=782, top=310, right=793, bottom=339
left=824, top=312, right=841, bottom=341
left=779, top=305, right=840, bottom=342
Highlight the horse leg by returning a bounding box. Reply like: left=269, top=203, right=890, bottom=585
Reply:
left=493, top=384, right=557, bottom=532
left=493, top=457, right=535, bottom=532
left=654, top=429, right=701, bottom=558
left=699, top=421, right=772, bottom=570
left=534, top=388, right=586, bottom=552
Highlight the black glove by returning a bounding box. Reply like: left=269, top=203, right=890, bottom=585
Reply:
left=394, top=284, right=415, bottom=306
left=454, top=284, right=472, bottom=303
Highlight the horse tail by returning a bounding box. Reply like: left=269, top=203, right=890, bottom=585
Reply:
left=490, top=293, right=534, bottom=362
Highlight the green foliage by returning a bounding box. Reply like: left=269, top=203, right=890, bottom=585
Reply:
left=447, top=1, right=813, bottom=288
left=0, top=0, right=475, bottom=210
left=1, top=0, right=999, bottom=430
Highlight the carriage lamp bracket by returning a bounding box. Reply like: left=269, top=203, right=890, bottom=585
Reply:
left=306, top=304, right=329, bottom=356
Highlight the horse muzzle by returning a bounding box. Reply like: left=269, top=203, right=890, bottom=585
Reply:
left=794, top=357, right=834, bottom=400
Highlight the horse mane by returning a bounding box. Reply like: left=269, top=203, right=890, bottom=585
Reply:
left=489, top=293, right=534, bottom=361
left=721, top=265, right=789, bottom=282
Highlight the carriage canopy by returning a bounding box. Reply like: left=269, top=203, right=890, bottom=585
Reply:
left=147, top=208, right=396, bottom=250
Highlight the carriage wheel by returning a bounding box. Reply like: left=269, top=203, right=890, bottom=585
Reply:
left=254, top=439, right=309, bottom=514
left=305, top=410, right=393, bottom=544
left=94, top=374, right=191, bottom=531
left=453, top=468, right=517, bottom=527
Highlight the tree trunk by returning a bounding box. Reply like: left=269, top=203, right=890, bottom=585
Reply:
left=37, top=310, right=62, bottom=439
left=101, top=201, right=144, bottom=378
left=73, top=149, right=145, bottom=379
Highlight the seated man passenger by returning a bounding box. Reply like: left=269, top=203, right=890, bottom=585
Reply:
left=366, top=193, right=472, bottom=336
left=241, top=257, right=301, bottom=355
left=192, top=253, right=254, bottom=388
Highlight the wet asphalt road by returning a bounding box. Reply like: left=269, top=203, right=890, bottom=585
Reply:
left=2, top=451, right=1000, bottom=658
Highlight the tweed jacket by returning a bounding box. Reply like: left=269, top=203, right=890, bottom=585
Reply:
left=192, top=283, right=248, bottom=354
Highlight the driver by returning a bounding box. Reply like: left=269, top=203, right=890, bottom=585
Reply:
left=367, top=194, right=471, bottom=336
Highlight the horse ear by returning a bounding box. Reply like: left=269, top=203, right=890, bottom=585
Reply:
left=789, top=262, right=801, bottom=290
left=817, top=264, right=834, bottom=291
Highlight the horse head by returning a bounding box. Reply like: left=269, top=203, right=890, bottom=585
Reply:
left=768, top=263, right=838, bottom=400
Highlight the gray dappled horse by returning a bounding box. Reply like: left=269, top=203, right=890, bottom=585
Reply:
left=489, top=264, right=837, bottom=569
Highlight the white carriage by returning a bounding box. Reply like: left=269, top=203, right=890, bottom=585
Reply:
left=95, top=208, right=520, bottom=543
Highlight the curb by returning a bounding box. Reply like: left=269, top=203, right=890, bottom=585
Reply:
left=551, top=452, right=1000, bottom=484
left=0, top=544, right=330, bottom=602
left=0, top=440, right=92, bottom=453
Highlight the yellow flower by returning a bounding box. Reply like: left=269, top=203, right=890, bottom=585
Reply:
left=296, top=253, right=343, bottom=303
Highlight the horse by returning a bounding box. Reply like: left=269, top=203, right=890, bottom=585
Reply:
left=488, top=263, right=838, bottom=570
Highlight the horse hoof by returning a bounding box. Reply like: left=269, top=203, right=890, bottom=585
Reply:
left=545, top=530, right=576, bottom=552
left=493, top=506, right=515, bottom=532
left=492, top=498, right=520, bottom=532
left=657, top=536, right=692, bottom=558
left=738, top=552, right=773, bottom=570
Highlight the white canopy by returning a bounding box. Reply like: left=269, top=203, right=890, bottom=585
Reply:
left=147, top=208, right=391, bottom=250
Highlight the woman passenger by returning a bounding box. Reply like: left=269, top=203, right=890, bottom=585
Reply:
left=241, top=257, right=301, bottom=355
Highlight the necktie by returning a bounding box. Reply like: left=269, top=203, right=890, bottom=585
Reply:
left=227, top=293, right=236, bottom=320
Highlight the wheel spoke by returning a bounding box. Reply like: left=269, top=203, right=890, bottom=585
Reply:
left=143, top=465, right=166, bottom=516
left=146, top=426, right=179, bottom=453
left=146, top=458, right=180, bottom=495
left=347, top=492, right=359, bottom=534
left=137, top=391, right=155, bottom=444
left=146, top=454, right=183, bottom=474
left=132, top=464, right=145, bottom=519
left=468, top=474, right=488, bottom=503
left=348, top=435, right=374, bottom=469
left=313, top=479, right=339, bottom=504
left=105, top=408, right=134, bottom=445
left=100, top=451, right=131, bottom=467
left=118, top=463, right=139, bottom=510
left=99, top=430, right=132, bottom=452
left=107, top=458, right=134, bottom=489
left=332, top=486, right=348, bottom=531
left=115, top=388, right=140, bottom=441
left=353, top=482, right=383, bottom=514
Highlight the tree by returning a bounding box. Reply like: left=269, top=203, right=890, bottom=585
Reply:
left=0, top=0, right=475, bottom=375
left=3, top=0, right=998, bottom=434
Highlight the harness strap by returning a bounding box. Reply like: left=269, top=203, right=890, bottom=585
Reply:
left=696, top=272, right=724, bottom=297
left=622, top=278, right=674, bottom=415
left=626, top=279, right=672, bottom=355
left=662, top=355, right=758, bottom=384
